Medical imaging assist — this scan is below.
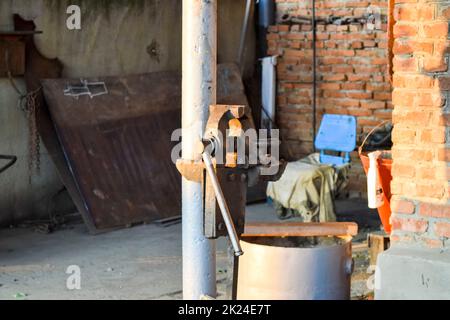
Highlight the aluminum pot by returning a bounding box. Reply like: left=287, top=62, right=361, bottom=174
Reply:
left=237, top=237, right=353, bottom=300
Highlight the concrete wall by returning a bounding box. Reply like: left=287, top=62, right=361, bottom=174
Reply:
left=0, top=0, right=256, bottom=226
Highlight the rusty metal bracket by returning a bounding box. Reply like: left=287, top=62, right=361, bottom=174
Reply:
left=176, top=159, right=205, bottom=182
left=204, top=105, right=248, bottom=138
left=204, top=104, right=250, bottom=169
left=204, top=105, right=248, bottom=140
left=202, top=105, right=250, bottom=240
left=176, top=104, right=249, bottom=181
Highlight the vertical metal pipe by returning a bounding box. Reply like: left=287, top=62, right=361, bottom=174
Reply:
left=312, top=0, right=317, bottom=151
left=238, top=0, right=253, bottom=72
left=257, top=0, right=275, bottom=58
left=182, top=0, right=218, bottom=300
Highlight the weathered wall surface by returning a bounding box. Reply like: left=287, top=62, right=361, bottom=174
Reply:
left=0, top=0, right=256, bottom=226
left=0, top=79, right=65, bottom=225
left=268, top=0, right=392, bottom=197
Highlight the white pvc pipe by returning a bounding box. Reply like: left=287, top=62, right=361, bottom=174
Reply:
left=182, top=0, right=218, bottom=300
left=261, top=55, right=278, bottom=129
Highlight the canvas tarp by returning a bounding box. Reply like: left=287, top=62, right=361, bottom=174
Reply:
left=267, top=153, right=350, bottom=222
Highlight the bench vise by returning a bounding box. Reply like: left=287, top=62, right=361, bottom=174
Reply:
left=177, top=104, right=285, bottom=256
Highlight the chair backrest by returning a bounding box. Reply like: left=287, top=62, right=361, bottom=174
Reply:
left=314, top=114, right=357, bottom=166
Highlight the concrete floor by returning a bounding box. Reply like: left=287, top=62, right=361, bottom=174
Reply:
left=0, top=201, right=380, bottom=300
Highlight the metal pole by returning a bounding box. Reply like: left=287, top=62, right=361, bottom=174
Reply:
left=182, top=0, right=218, bottom=300
left=238, top=0, right=253, bottom=73
left=312, top=0, right=317, bottom=151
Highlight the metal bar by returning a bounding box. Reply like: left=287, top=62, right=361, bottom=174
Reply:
left=202, top=152, right=244, bottom=256
left=238, top=0, right=253, bottom=72
left=226, top=241, right=240, bottom=300
left=182, top=0, right=218, bottom=300
left=387, top=0, right=395, bottom=82
left=312, top=0, right=317, bottom=151
left=242, top=222, right=359, bottom=237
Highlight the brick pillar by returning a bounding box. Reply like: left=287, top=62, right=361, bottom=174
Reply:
left=376, top=0, right=450, bottom=299
left=390, top=0, right=449, bottom=248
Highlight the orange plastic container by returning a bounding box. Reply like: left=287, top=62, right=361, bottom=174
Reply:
left=359, top=152, right=393, bottom=234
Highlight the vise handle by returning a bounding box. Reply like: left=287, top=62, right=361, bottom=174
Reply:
left=202, top=151, right=244, bottom=257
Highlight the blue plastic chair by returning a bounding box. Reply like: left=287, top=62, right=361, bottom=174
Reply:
left=314, top=114, right=357, bottom=166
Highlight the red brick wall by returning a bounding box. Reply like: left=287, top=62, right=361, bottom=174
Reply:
left=268, top=0, right=393, bottom=197
left=390, top=0, right=450, bottom=249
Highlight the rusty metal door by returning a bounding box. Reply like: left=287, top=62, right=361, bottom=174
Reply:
left=42, top=64, right=251, bottom=233
left=42, top=73, right=182, bottom=231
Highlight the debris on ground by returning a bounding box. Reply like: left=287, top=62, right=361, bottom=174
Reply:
left=13, top=292, right=28, bottom=299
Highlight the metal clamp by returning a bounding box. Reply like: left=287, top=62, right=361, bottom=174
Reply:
left=203, top=151, right=243, bottom=257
